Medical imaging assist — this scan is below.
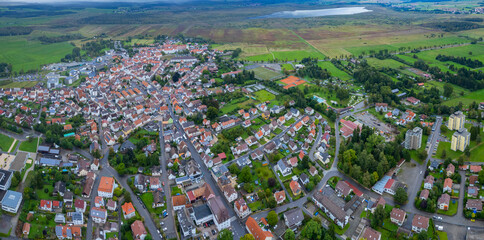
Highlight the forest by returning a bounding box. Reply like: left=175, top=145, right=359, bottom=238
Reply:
left=0, top=26, right=33, bottom=36
left=436, top=54, right=483, bottom=69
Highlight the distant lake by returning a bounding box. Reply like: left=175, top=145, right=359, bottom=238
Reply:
left=253, top=7, right=372, bottom=19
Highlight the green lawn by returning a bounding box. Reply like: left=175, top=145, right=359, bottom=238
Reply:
left=37, top=185, right=55, bottom=200
left=333, top=222, right=350, bottom=235
left=366, top=58, right=410, bottom=70
left=140, top=192, right=164, bottom=215
left=171, top=186, right=182, bottom=196
left=317, top=62, right=352, bottom=81
left=0, top=133, right=14, bottom=152
left=437, top=200, right=458, bottom=216
left=253, top=90, right=276, bottom=102
left=0, top=35, right=74, bottom=72
left=106, top=232, right=119, bottom=239
left=19, top=138, right=39, bottom=153
left=282, top=63, right=294, bottom=71
left=248, top=200, right=263, bottom=211
left=437, top=231, right=448, bottom=240
left=444, top=88, right=484, bottom=107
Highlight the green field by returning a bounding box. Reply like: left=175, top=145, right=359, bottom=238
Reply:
left=19, top=138, right=39, bottom=153
left=220, top=97, right=257, bottom=115
left=253, top=90, right=276, bottom=102
left=252, top=67, right=283, bottom=80
left=443, top=88, right=484, bottom=107
left=0, top=81, right=38, bottom=89
left=366, top=58, right=410, bottom=69
left=140, top=192, right=164, bottom=215
left=282, top=63, right=294, bottom=71
left=246, top=49, right=325, bottom=62
left=0, top=133, right=14, bottom=152
left=437, top=200, right=458, bottom=216
left=0, top=36, right=74, bottom=72
left=317, top=62, right=352, bottom=81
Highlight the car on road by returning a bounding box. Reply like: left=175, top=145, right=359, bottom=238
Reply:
left=162, top=181, right=165, bottom=186
left=212, top=229, right=216, bottom=235
left=163, top=227, right=168, bottom=231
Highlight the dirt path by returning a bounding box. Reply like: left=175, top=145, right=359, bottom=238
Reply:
left=7, top=139, right=17, bottom=153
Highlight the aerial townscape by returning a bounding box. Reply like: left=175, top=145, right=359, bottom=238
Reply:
left=0, top=0, right=483, bottom=240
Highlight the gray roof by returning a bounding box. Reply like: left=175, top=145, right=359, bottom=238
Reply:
left=1, top=190, right=22, bottom=209
left=91, top=208, right=106, bottom=219
left=39, top=158, right=61, bottom=166
left=0, top=169, right=12, bottom=188
left=193, top=204, right=212, bottom=220
left=284, top=208, right=304, bottom=227
left=208, top=196, right=229, bottom=223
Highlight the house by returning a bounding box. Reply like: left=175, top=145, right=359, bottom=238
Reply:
left=412, top=214, right=429, bottom=233
left=277, top=159, right=292, bottom=177
left=91, top=159, right=99, bottom=171
left=429, top=160, right=440, bottom=171
left=390, top=208, right=406, bottom=226
left=222, top=185, right=238, bottom=202
left=368, top=197, right=386, bottom=213
left=470, top=165, right=482, bottom=173
left=284, top=208, right=304, bottom=231
left=446, top=164, right=455, bottom=176
left=443, top=178, right=453, bottom=193
left=438, top=194, right=450, bottom=210
left=150, top=177, right=161, bottom=190
left=40, top=199, right=53, bottom=211
left=131, top=220, right=147, bottom=240
left=152, top=190, right=165, bottom=208
left=290, top=180, right=302, bottom=196
left=53, top=181, right=66, bottom=197
left=335, top=181, right=352, bottom=197
left=172, top=195, right=187, bottom=210
left=107, top=199, right=117, bottom=211
left=361, top=227, right=381, bottom=240
left=312, top=192, right=349, bottom=228
left=208, top=196, right=231, bottom=231
left=55, top=213, right=66, bottom=223
left=375, top=103, right=388, bottom=112
left=63, top=191, right=73, bottom=208
left=94, top=196, right=104, bottom=208
left=420, top=189, right=429, bottom=200
left=74, top=199, right=86, bottom=213
left=234, top=143, right=249, bottom=155
left=134, top=175, right=146, bottom=191
left=300, top=173, right=310, bottom=186
left=274, top=190, right=286, bottom=204
left=55, top=225, right=81, bottom=240
left=98, top=176, right=115, bottom=198
left=424, top=175, right=434, bottom=190
left=71, top=211, right=83, bottom=225
left=234, top=198, right=251, bottom=218
left=467, top=186, right=479, bottom=198
left=246, top=216, right=273, bottom=240
left=469, top=175, right=479, bottom=186
left=309, top=166, right=318, bottom=176
left=90, top=207, right=107, bottom=223
left=122, top=202, right=136, bottom=219
left=466, top=199, right=483, bottom=212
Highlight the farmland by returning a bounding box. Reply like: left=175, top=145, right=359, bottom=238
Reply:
left=317, top=62, right=352, bottom=81
left=252, top=67, right=283, bottom=80
left=443, top=88, right=484, bottom=107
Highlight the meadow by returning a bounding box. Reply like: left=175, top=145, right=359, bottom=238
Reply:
left=443, top=88, right=484, bottom=107
left=253, top=90, right=276, bottom=102
left=317, top=62, right=352, bottom=81
left=252, top=67, right=283, bottom=80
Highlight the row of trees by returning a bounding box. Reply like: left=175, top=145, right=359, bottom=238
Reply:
left=436, top=54, right=483, bottom=68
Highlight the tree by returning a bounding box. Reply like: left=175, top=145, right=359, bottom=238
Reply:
left=207, top=106, right=219, bottom=120
left=478, top=170, right=484, bottom=185
left=267, top=210, right=278, bottom=227
left=284, top=229, right=295, bottom=240
left=371, top=205, right=386, bottom=228
left=417, top=231, right=428, bottom=240
left=394, top=187, right=408, bottom=204
left=228, top=163, right=240, bottom=175
left=301, top=220, right=323, bottom=240
left=123, top=191, right=132, bottom=203
left=267, top=196, right=277, bottom=209
left=239, top=166, right=252, bottom=183
left=240, top=234, right=255, bottom=240
left=218, top=229, right=233, bottom=240
left=443, top=83, right=453, bottom=98
left=268, top=178, right=276, bottom=188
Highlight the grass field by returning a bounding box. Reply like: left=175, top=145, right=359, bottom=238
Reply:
left=0, top=81, right=38, bottom=89
left=252, top=67, right=283, bottom=80
left=19, top=138, right=38, bottom=153
left=246, top=49, right=325, bottom=62
left=253, top=90, right=276, bottom=102
left=366, top=58, right=410, bottom=69
left=0, top=35, right=74, bottom=72
left=443, top=88, right=484, bottom=107
left=282, top=63, right=294, bottom=71
left=437, top=200, right=458, bottom=216
left=317, top=62, right=352, bottom=81
left=140, top=192, right=164, bottom=215
left=437, top=231, right=448, bottom=240
left=0, top=133, right=14, bottom=152
left=220, top=97, right=257, bottom=115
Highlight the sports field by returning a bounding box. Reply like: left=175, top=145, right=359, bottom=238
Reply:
left=252, top=67, right=283, bottom=80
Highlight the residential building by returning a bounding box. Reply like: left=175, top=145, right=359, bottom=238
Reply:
left=97, top=176, right=115, bottom=198
left=131, top=220, right=147, bottom=240
left=390, top=208, right=406, bottom=226
left=0, top=169, right=13, bottom=190
left=234, top=198, right=251, bottom=218
left=290, top=180, right=301, bottom=196
left=208, top=196, right=230, bottom=231
left=466, top=199, right=483, bottom=212
left=424, top=175, right=434, bottom=190
left=246, top=216, right=273, bottom=240
left=451, top=128, right=470, bottom=152
left=412, top=215, right=429, bottom=233
left=405, top=127, right=422, bottom=150
left=284, top=208, right=304, bottom=231
left=90, top=207, right=107, bottom=223
left=444, top=178, right=453, bottom=193
left=122, top=202, right=136, bottom=219
left=274, top=190, right=286, bottom=204
left=448, top=111, right=465, bottom=130
left=361, top=227, right=381, bottom=240
left=438, top=193, right=450, bottom=210
left=312, top=192, right=349, bottom=228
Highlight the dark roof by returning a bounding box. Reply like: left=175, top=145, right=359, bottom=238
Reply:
left=193, top=204, right=212, bottom=220
left=0, top=169, right=13, bottom=188
left=284, top=208, right=304, bottom=227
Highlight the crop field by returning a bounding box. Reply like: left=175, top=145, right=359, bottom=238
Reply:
left=317, top=62, right=352, bottom=81
left=253, top=90, right=276, bottom=102
left=411, top=43, right=484, bottom=66
left=252, top=67, right=283, bottom=80
left=246, top=49, right=325, bottom=62
left=0, top=36, right=74, bottom=72
left=282, top=63, right=294, bottom=71
left=443, top=88, right=484, bottom=107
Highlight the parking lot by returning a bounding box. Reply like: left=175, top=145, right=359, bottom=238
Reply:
left=354, top=112, right=396, bottom=141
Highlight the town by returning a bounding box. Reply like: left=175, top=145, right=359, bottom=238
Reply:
left=0, top=34, right=482, bottom=240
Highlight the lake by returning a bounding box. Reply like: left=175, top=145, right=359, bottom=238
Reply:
left=253, top=7, right=372, bottom=19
